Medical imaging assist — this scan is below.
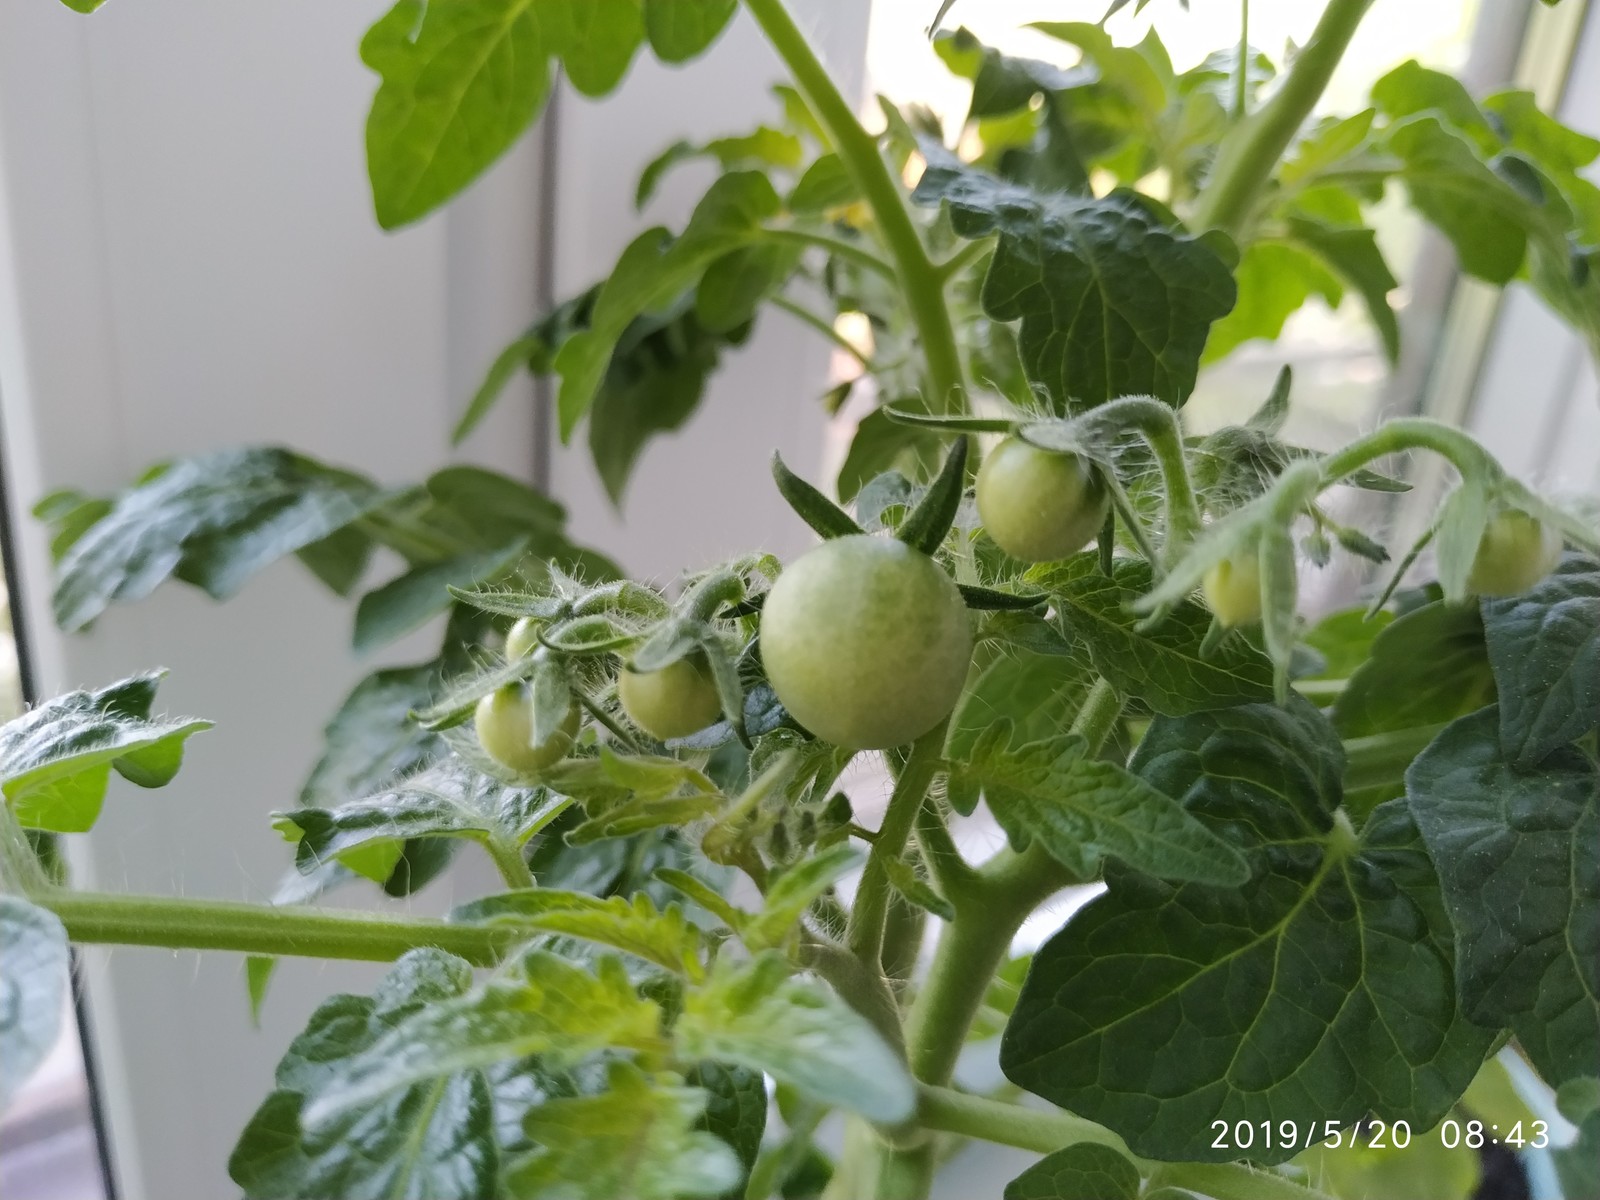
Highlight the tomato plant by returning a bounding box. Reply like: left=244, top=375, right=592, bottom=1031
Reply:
left=6, top=2, right=1600, bottom=1199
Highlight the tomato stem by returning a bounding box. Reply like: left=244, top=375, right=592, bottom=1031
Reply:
left=484, top=836, right=536, bottom=891
left=1071, top=398, right=1204, bottom=566
left=742, top=0, right=966, bottom=411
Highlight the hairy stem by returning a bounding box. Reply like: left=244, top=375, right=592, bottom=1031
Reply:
left=36, top=889, right=522, bottom=966
left=1071, top=395, right=1204, bottom=567
left=1190, top=0, right=1376, bottom=236
left=914, top=1085, right=1129, bottom=1156
left=743, top=0, right=966, bottom=411
left=846, top=723, right=947, bottom=968
left=770, top=294, right=874, bottom=367
left=484, top=836, right=537, bottom=891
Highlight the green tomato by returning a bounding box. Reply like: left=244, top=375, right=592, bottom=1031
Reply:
left=505, top=617, right=540, bottom=662
left=1203, top=552, right=1262, bottom=628
left=759, top=534, right=972, bottom=750
left=617, top=654, right=723, bottom=740
left=474, top=684, right=579, bottom=774
left=1467, top=511, right=1563, bottom=596
left=975, top=437, right=1109, bottom=563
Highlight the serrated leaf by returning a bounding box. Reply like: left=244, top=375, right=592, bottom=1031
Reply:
left=946, top=642, right=1094, bottom=770
left=1406, top=707, right=1599, bottom=1086
left=51, top=448, right=379, bottom=631
left=353, top=541, right=527, bottom=655
left=450, top=889, right=705, bottom=976
left=911, top=142, right=1235, bottom=408
left=0, top=897, right=70, bottom=1109
left=1004, top=699, right=1495, bottom=1163
left=961, top=725, right=1247, bottom=885
left=676, top=954, right=915, bottom=1122
left=1480, top=554, right=1599, bottom=767
left=305, top=951, right=662, bottom=1125
left=506, top=1061, right=740, bottom=1199
left=229, top=948, right=531, bottom=1200
left=1032, top=553, right=1275, bottom=715
left=1, top=673, right=210, bottom=833
left=1004, top=1143, right=1140, bottom=1200
left=743, top=844, right=860, bottom=951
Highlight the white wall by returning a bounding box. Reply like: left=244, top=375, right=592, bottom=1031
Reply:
left=0, top=3, right=864, bottom=1198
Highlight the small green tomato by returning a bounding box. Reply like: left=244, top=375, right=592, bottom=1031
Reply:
left=474, top=684, right=579, bottom=774
left=1203, top=552, right=1263, bottom=628
left=1466, top=511, right=1563, bottom=596
left=975, top=437, right=1109, bottom=563
left=759, top=534, right=972, bottom=750
left=617, top=654, right=723, bottom=740
left=505, top=617, right=540, bottom=661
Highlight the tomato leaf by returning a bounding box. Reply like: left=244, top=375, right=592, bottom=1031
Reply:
left=1003, top=1143, right=1140, bottom=1200
left=352, top=541, right=527, bottom=655
left=0, top=897, right=70, bottom=1109
left=1479, top=554, right=1599, bottom=767
left=0, top=672, right=210, bottom=833
left=685, top=1061, right=766, bottom=1199
left=449, top=889, right=706, bottom=977
left=958, top=724, right=1248, bottom=885
left=1031, top=553, right=1275, bottom=715
left=300, top=662, right=443, bottom=808
left=49, top=448, right=380, bottom=632
left=642, top=0, right=738, bottom=63
left=1405, top=707, right=1599, bottom=1087
left=675, top=954, right=916, bottom=1122
left=897, top=437, right=968, bottom=555
left=911, top=141, right=1235, bottom=408
left=1003, top=699, right=1495, bottom=1163
left=771, top=452, right=864, bottom=540
left=1202, top=240, right=1342, bottom=364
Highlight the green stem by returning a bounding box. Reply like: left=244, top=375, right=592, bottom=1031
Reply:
left=36, top=889, right=521, bottom=966
left=935, top=236, right=993, bottom=284
left=845, top=723, right=946, bottom=968
left=484, top=837, right=536, bottom=891
left=1070, top=397, right=1203, bottom=567
left=743, top=0, right=966, bottom=411
left=913, top=1085, right=1129, bottom=1157
left=1190, top=0, right=1376, bottom=236
left=761, top=227, right=897, bottom=283
left=1315, top=417, right=1497, bottom=485
left=1234, top=0, right=1250, bottom=120
left=913, top=798, right=978, bottom=905
left=770, top=294, right=873, bottom=367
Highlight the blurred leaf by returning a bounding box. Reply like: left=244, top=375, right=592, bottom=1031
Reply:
left=353, top=541, right=527, bottom=655
left=638, top=126, right=804, bottom=209
left=1003, top=1143, right=1140, bottom=1200
left=642, top=0, right=738, bottom=63
left=0, top=897, right=70, bottom=1109
left=450, top=888, right=706, bottom=976
left=1203, top=240, right=1342, bottom=363
left=301, top=662, right=442, bottom=809
left=686, top=1061, right=766, bottom=1198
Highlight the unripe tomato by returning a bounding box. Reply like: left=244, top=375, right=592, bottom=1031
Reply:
left=474, top=684, right=579, bottom=774
left=975, top=437, right=1109, bottom=563
left=617, top=654, right=723, bottom=740
left=1203, top=552, right=1262, bottom=628
left=505, top=617, right=540, bottom=662
left=759, top=534, right=972, bottom=750
left=1467, top=511, right=1563, bottom=596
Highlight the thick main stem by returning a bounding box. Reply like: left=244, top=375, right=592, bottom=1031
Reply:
left=1190, top=0, right=1376, bottom=236
left=36, top=890, right=522, bottom=966
left=742, top=0, right=965, bottom=411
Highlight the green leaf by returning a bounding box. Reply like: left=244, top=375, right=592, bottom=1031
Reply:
left=1003, top=699, right=1495, bottom=1163
left=1285, top=215, right=1401, bottom=363
left=361, top=0, right=563, bottom=229
left=897, top=438, right=968, bottom=555
left=642, top=0, right=737, bottom=63
left=276, top=761, right=566, bottom=879
left=1203, top=240, right=1342, bottom=363
left=229, top=948, right=521, bottom=1200
left=556, top=173, right=780, bottom=440
left=559, top=0, right=646, bottom=96
left=296, top=523, right=378, bottom=597
left=880, top=854, right=955, bottom=922
left=1406, top=707, right=1599, bottom=1086
left=1298, top=1130, right=1481, bottom=1200
left=450, top=889, right=705, bottom=976
left=772, top=452, right=865, bottom=540
left=305, top=951, right=662, bottom=1125
left=353, top=541, right=527, bottom=655
left=1372, top=60, right=1495, bottom=145
left=506, top=1061, right=741, bottom=1199
left=946, top=637, right=1092, bottom=769
left=697, top=243, right=801, bottom=333
left=686, top=1061, right=766, bottom=1197
left=912, top=143, right=1235, bottom=408
left=1302, top=604, right=1394, bottom=681
left=836, top=409, right=940, bottom=505
left=0, top=897, right=70, bottom=1109
left=1, top=673, right=210, bottom=833
left=1003, top=1143, right=1140, bottom=1200
left=1480, top=554, right=1599, bottom=767
left=56, top=0, right=112, bottom=11
left=300, top=663, right=442, bottom=808
left=245, top=955, right=277, bottom=1029
left=1031, top=553, right=1275, bottom=715
left=788, top=154, right=860, bottom=213
left=455, top=291, right=595, bottom=444
left=933, top=27, right=1096, bottom=122
left=32, top=490, right=113, bottom=563
left=51, top=448, right=379, bottom=631
left=676, top=954, right=916, bottom=1122
left=742, top=844, right=860, bottom=951
left=960, top=725, right=1248, bottom=885
left=638, top=126, right=804, bottom=209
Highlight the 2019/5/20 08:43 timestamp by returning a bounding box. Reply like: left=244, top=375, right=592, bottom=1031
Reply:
left=1209, top=1118, right=1550, bottom=1153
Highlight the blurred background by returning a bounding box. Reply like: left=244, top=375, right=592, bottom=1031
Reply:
left=0, top=1, right=1595, bottom=1198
